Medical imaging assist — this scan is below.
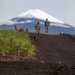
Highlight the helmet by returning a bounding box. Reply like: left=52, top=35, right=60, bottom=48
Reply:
left=46, top=18, right=48, bottom=20
left=37, top=22, right=40, bottom=24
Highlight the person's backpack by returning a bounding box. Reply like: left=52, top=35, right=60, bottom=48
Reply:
left=45, top=21, right=50, bottom=26
left=35, top=25, right=40, bottom=30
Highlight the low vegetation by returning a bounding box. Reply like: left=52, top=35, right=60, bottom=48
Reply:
left=0, top=30, right=35, bottom=57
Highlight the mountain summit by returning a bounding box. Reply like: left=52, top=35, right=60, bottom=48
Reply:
left=18, top=9, right=63, bottom=23
left=0, top=9, right=75, bottom=34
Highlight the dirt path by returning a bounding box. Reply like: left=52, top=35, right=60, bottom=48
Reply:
left=30, top=33, right=75, bottom=64
left=0, top=33, right=75, bottom=75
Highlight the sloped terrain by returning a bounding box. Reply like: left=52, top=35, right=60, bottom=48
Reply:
left=0, top=33, right=75, bottom=75
left=30, top=33, right=75, bottom=64
left=0, top=9, right=75, bottom=34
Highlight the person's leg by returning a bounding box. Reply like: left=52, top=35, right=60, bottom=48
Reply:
left=36, top=30, right=38, bottom=39
left=47, top=27, right=48, bottom=33
left=36, top=30, right=39, bottom=39
left=45, top=27, right=47, bottom=34
left=37, top=30, right=39, bottom=39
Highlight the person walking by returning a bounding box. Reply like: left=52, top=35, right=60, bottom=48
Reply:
left=44, top=18, right=50, bottom=33
left=35, top=22, right=41, bottom=39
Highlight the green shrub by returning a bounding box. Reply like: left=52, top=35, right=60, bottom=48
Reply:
left=0, top=30, right=35, bottom=56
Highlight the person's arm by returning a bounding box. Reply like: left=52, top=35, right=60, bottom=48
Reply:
left=48, top=21, right=50, bottom=26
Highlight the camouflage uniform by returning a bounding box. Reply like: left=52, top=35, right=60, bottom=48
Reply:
left=45, top=19, right=50, bottom=33
left=35, top=22, right=41, bottom=39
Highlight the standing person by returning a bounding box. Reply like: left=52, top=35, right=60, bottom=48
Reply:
left=14, top=25, right=17, bottom=30
left=45, top=18, right=50, bottom=33
left=35, top=22, right=41, bottom=39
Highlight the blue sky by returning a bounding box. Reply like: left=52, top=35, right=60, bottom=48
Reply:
left=0, top=0, right=75, bottom=27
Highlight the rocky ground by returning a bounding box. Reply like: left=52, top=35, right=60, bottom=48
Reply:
left=0, top=33, right=75, bottom=75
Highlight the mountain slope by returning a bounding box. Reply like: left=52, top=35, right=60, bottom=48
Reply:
left=0, top=33, right=75, bottom=75
left=17, top=9, right=63, bottom=23
left=30, top=33, right=75, bottom=64
left=0, top=9, right=75, bottom=34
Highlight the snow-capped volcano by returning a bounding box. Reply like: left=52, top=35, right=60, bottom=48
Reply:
left=17, top=9, right=63, bottom=23
left=0, top=9, right=75, bottom=34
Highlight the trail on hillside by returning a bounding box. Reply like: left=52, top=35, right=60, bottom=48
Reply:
left=0, top=33, right=75, bottom=75
left=30, top=33, right=75, bottom=65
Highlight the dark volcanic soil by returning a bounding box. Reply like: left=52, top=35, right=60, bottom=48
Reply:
left=0, top=33, right=75, bottom=75
left=30, top=33, right=75, bottom=64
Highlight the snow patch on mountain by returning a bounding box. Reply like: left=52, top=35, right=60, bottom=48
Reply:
left=50, top=23, right=70, bottom=28
left=18, top=9, right=64, bottom=24
left=0, top=9, right=74, bottom=29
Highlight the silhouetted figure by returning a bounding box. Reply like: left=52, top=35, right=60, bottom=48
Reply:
left=14, top=25, right=25, bottom=32
left=44, top=18, right=50, bottom=33
left=26, top=28, right=28, bottom=32
left=14, top=25, right=17, bottom=30
left=35, top=22, right=41, bottom=39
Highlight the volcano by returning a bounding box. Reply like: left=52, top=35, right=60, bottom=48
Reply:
left=0, top=9, right=75, bottom=34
